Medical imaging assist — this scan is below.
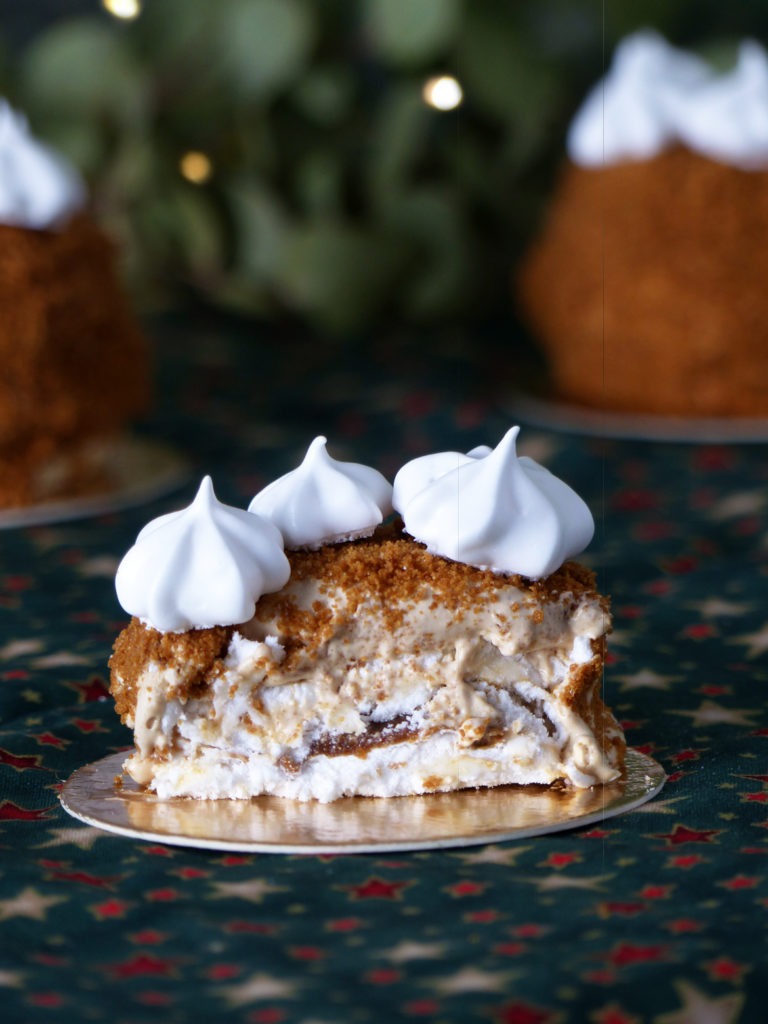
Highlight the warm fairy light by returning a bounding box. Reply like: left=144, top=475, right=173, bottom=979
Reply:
left=179, top=151, right=213, bottom=185
left=101, top=0, right=142, bottom=20
left=422, top=75, right=463, bottom=111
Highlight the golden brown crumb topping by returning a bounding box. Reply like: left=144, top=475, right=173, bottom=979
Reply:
left=109, top=525, right=605, bottom=715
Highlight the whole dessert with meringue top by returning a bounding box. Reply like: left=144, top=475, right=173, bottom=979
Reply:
left=517, top=31, right=768, bottom=418
left=0, top=100, right=148, bottom=508
left=109, top=431, right=624, bottom=802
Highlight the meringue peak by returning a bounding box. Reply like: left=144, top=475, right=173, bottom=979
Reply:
left=249, top=436, right=393, bottom=549
left=393, top=428, right=594, bottom=578
left=116, top=476, right=290, bottom=633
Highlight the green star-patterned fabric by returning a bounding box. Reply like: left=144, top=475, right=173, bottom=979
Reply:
left=1, top=315, right=766, bottom=1022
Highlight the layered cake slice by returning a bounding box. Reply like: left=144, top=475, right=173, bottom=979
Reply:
left=109, top=431, right=624, bottom=802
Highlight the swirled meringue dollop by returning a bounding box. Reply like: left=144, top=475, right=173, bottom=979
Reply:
left=568, top=31, right=768, bottom=170
left=248, top=436, right=393, bottom=549
left=392, top=427, right=594, bottom=578
left=115, top=477, right=290, bottom=633
left=0, top=100, right=86, bottom=228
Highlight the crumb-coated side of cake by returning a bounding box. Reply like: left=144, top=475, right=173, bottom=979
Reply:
left=0, top=216, right=149, bottom=507
left=110, top=528, right=623, bottom=802
left=108, top=432, right=626, bottom=803
left=517, top=31, right=768, bottom=420
left=0, top=99, right=149, bottom=509
left=517, top=149, right=768, bottom=418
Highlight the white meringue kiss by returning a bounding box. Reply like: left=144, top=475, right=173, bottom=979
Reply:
left=116, top=477, right=290, bottom=633
left=393, top=428, right=594, bottom=579
left=568, top=31, right=768, bottom=170
left=0, top=100, right=86, bottom=228
left=249, top=436, right=393, bottom=549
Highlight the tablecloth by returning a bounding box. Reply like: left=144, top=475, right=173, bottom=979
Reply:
left=1, top=312, right=766, bottom=1023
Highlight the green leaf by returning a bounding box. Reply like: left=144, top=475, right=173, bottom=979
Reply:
left=273, top=220, right=404, bottom=334
left=19, top=18, right=146, bottom=124
left=365, top=0, right=462, bottom=66
left=367, top=82, right=430, bottom=204
left=224, top=177, right=290, bottom=282
left=214, top=0, right=315, bottom=101
left=378, top=187, right=469, bottom=318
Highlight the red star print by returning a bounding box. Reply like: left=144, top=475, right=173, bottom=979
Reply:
left=206, top=964, right=240, bottom=980
left=720, top=874, right=759, bottom=891
left=0, top=800, right=53, bottom=820
left=665, top=918, right=704, bottom=934
left=326, top=916, right=363, bottom=932
left=639, top=884, right=672, bottom=900
left=542, top=851, right=581, bottom=869
left=290, top=946, right=325, bottom=962
left=743, top=791, right=768, bottom=803
left=592, top=1006, right=640, bottom=1024
left=29, top=993, right=65, bottom=1008
left=348, top=878, right=407, bottom=900
left=705, top=957, right=749, bottom=982
left=34, top=732, right=68, bottom=748
left=670, top=749, right=700, bottom=764
left=581, top=828, right=612, bottom=839
left=66, top=676, right=110, bottom=703
left=367, top=968, right=400, bottom=985
left=147, top=888, right=179, bottom=902
left=682, top=623, right=717, bottom=640
left=495, top=1001, right=554, bottom=1024
left=495, top=942, right=526, bottom=957
left=608, top=943, right=669, bottom=967
left=448, top=880, right=486, bottom=897
left=91, top=899, right=130, bottom=919
left=129, top=930, right=167, bottom=945
left=403, top=1000, right=440, bottom=1017
left=653, top=824, right=720, bottom=846
left=599, top=902, right=646, bottom=917
left=668, top=853, right=706, bottom=868
left=250, top=1009, right=285, bottom=1024
left=467, top=909, right=500, bottom=924
left=49, top=868, right=119, bottom=888
left=110, top=953, right=177, bottom=978
left=0, top=749, right=43, bottom=771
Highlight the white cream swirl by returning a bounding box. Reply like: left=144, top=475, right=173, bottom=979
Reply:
left=568, top=31, right=768, bottom=170
left=392, top=427, right=594, bottom=578
left=115, top=476, right=290, bottom=633
left=0, top=100, right=86, bottom=228
left=249, top=436, right=393, bottom=549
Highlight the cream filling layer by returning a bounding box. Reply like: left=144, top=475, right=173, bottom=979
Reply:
left=118, top=589, right=619, bottom=801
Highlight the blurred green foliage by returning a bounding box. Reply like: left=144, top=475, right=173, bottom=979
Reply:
left=1, top=0, right=763, bottom=334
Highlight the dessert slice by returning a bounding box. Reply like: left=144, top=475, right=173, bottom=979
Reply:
left=109, top=432, right=624, bottom=801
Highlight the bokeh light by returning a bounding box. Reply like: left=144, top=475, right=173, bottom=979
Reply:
left=422, top=75, right=463, bottom=111
left=179, top=151, right=213, bottom=185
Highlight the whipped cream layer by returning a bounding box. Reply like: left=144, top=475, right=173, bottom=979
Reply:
left=393, top=427, right=594, bottom=579
left=110, top=530, right=622, bottom=801
left=568, top=31, right=768, bottom=169
left=0, top=99, right=86, bottom=228
left=115, top=476, right=290, bottom=633
left=249, top=436, right=393, bottom=549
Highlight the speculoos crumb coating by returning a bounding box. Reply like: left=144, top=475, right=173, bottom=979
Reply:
left=518, top=147, right=768, bottom=417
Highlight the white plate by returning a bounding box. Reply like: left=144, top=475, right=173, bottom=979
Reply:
left=0, top=436, right=189, bottom=528
left=508, top=391, right=768, bottom=443
left=60, top=749, right=665, bottom=855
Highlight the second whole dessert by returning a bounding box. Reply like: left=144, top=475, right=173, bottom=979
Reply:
left=0, top=100, right=149, bottom=509
left=517, top=31, right=768, bottom=419
left=109, top=430, right=624, bottom=802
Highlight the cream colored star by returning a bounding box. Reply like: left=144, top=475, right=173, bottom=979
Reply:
left=78, top=556, right=120, bottom=577
left=431, top=966, right=515, bottom=994
left=0, top=969, right=24, bottom=988
left=655, top=980, right=744, bottom=1024
left=385, top=941, right=445, bottom=963
left=685, top=598, right=751, bottom=618
left=459, top=844, right=533, bottom=866
left=219, top=973, right=296, bottom=1007
left=0, top=887, right=66, bottom=922
left=210, top=879, right=287, bottom=903
left=36, top=825, right=112, bottom=850
left=614, top=669, right=681, bottom=691
left=631, top=795, right=685, bottom=815
left=728, top=622, right=768, bottom=660
left=518, top=873, right=613, bottom=893
left=31, top=651, right=91, bottom=668
left=708, top=491, right=767, bottom=520
left=670, top=701, right=758, bottom=728
left=0, top=638, right=44, bottom=660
